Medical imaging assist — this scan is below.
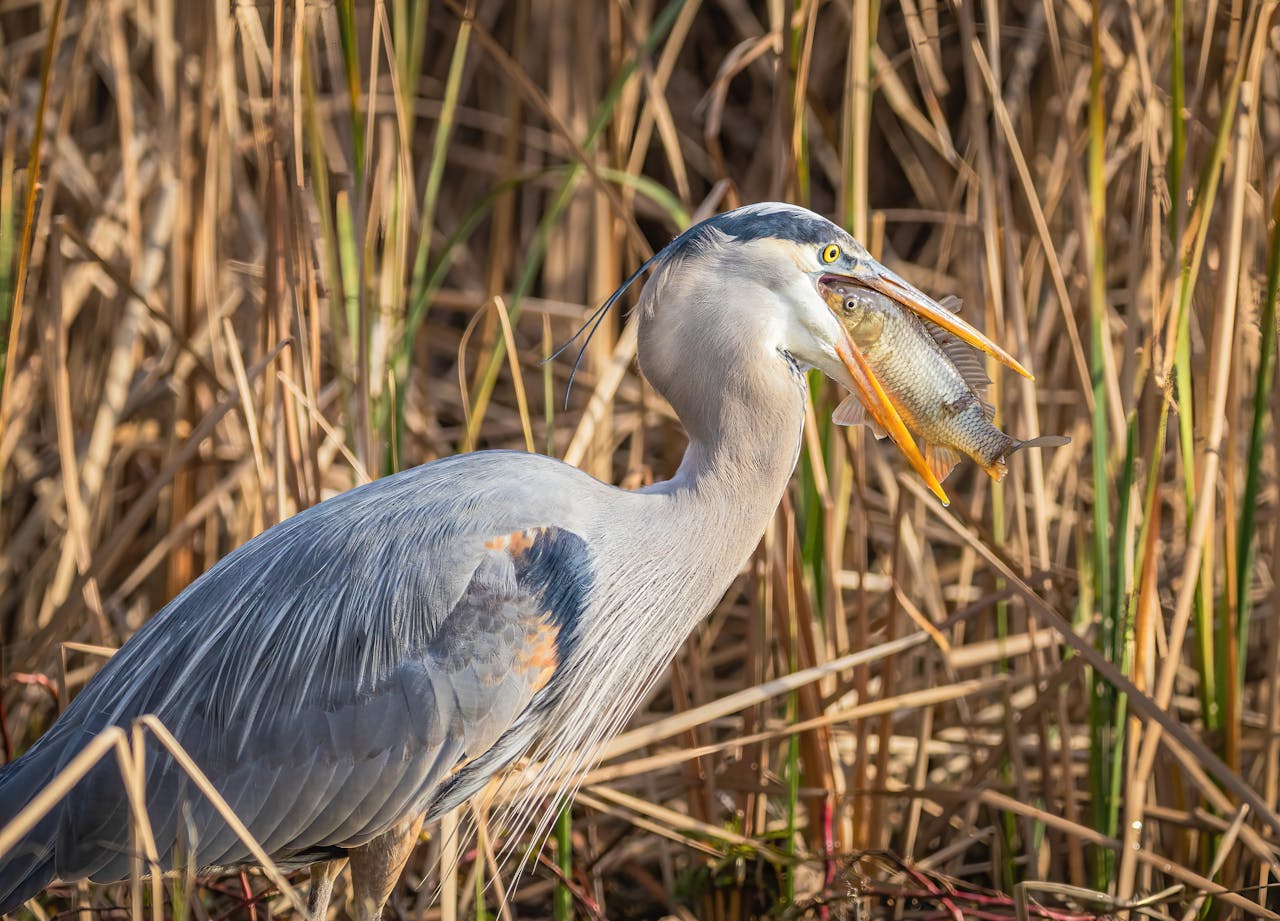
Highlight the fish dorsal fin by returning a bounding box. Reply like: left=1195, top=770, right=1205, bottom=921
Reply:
left=832, top=394, right=888, bottom=439
left=924, top=321, right=992, bottom=401
left=924, top=442, right=962, bottom=483
left=938, top=294, right=963, bottom=312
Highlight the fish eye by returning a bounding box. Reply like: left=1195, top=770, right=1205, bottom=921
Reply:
left=820, top=243, right=842, bottom=264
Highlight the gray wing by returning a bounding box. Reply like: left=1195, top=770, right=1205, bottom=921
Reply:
left=6, top=461, right=593, bottom=883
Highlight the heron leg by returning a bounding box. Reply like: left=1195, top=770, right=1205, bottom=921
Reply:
left=307, top=858, right=346, bottom=920
left=347, top=814, right=425, bottom=921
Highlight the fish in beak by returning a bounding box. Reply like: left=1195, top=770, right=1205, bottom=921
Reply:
left=821, top=260, right=1036, bottom=507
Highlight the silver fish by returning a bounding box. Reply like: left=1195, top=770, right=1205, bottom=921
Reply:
left=821, top=280, right=1068, bottom=483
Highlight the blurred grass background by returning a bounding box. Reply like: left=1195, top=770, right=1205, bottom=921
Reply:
left=2, top=0, right=1280, bottom=918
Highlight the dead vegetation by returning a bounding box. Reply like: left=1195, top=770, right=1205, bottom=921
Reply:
left=2, top=0, right=1280, bottom=918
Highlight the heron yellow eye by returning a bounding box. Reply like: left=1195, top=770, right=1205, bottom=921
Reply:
left=821, top=243, right=842, bottom=264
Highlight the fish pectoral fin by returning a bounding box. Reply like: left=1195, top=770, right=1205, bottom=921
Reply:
left=832, top=394, right=889, bottom=439
left=831, top=394, right=864, bottom=427
left=924, top=442, right=963, bottom=484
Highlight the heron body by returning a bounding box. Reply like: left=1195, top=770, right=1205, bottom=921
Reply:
left=0, top=203, right=1021, bottom=917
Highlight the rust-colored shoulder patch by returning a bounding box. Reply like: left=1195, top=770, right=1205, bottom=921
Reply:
left=514, top=612, right=559, bottom=693
left=484, top=526, right=547, bottom=557
left=477, top=525, right=584, bottom=698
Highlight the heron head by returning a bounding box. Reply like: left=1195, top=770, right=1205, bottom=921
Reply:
left=633, top=203, right=1029, bottom=499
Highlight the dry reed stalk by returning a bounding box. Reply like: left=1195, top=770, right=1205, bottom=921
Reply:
left=3, top=1, right=1280, bottom=917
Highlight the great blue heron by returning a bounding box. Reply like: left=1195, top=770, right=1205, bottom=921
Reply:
left=0, top=203, right=1019, bottom=919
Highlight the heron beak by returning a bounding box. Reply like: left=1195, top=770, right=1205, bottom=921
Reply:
left=830, top=322, right=951, bottom=506
left=835, top=264, right=1035, bottom=381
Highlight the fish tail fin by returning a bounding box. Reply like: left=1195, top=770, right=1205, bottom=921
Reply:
left=1012, top=434, right=1072, bottom=454
left=924, top=443, right=963, bottom=484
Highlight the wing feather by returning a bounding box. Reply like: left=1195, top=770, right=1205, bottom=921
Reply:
left=310, top=749, right=396, bottom=848
left=261, top=754, right=341, bottom=858
left=255, top=752, right=318, bottom=855
left=1, top=457, right=595, bottom=887
left=197, top=761, right=286, bottom=869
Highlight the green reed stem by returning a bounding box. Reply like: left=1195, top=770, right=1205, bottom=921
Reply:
left=1237, top=184, right=1280, bottom=681
left=1169, top=44, right=1246, bottom=739
left=335, top=0, right=365, bottom=189
left=1086, top=0, right=1117, bottom=884
left=554, top=801, right=573, bottom=921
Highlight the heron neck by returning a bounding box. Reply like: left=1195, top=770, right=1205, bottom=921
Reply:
left=533, top=365, right=806, bottom=778
left=646, top=363, right=807, bottom=572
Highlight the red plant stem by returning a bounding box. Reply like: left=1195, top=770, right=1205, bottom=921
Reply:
left=819, top=796, right=835, bottom=921
left=856, top=882, right=1103, bottom=921
left=238, top=870, right=258, bottom=921
left=536, top=851, right=605, bottom=921
left=9, top=672, right=60, bottom=705
left=897, top=863, right=963, bottom=921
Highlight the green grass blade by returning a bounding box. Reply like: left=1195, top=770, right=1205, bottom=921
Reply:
left=393, top=0, right=429, bottom=101
left=554, top=801, right=574, bottom=920
left=1168, top=0, right=1184, bottom=237
left=335, top=0, right=365, bottom=188
left=0, top=0, right=65, bottom=430
left=1107, top=413, right=1140, bottom=846
left=1086, top=0, right=1115, bottom=883
left=1167, top=46, right=1247, bottom=738
left=1236, top=183, right=1280, bottom=679
left=406, top=13, right=472, bottom=324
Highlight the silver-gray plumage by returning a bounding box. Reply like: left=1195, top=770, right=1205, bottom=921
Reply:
left=0, top=202, right=961, bottom=918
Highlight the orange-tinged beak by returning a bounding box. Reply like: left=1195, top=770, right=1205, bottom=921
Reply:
left=854, top=267, right=1034, bottom=381
left=833, top=329, right=951, bottom=506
